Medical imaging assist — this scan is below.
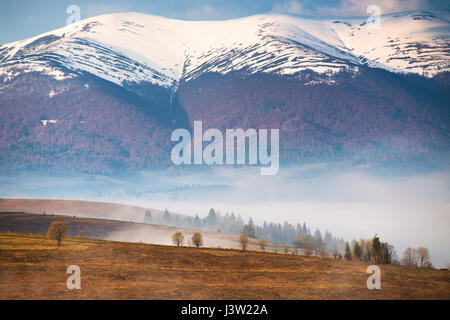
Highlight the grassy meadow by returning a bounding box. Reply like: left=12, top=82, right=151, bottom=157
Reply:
left=0, top=232, right=449, bottom=299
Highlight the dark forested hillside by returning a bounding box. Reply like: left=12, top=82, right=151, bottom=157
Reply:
left=0, top=70, right=184, bottom=173
left=178, top=68, right=450, bottom=165
left=1, top=67, right=449, bottom=174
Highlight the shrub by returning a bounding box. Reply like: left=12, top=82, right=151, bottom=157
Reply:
left=191, top=232, right=203, bottom=248
left=319, top=245, right=327, bottom=258
left=172, top=231, right=185, bottom=247
left=303, top=240, right=313, bottom=256
left=258, top=239, right=267, bottom=252
left=239, top=235, right=249, bottom=251
left=47, top=221, right=68, bottom=247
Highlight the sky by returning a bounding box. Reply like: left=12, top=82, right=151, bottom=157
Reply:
left=1, top=0, right=449, bottom=44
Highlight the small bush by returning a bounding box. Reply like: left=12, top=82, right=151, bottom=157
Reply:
left=258, top=239, right=267, bottom=252
left=47, top=221, right=68, bottom=247
left=191, top=232, right=203, bottom=248
left=172, top=231, right=185, bottom=247
left=239, top=235, right=249, bottom=251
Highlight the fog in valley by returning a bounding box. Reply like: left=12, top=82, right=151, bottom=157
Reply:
left=1, top=164, right=449, bottom=267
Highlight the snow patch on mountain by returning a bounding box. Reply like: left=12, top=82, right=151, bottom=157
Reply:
left=328, top=10, right=450, bottom=76
left=0, top=10, right=448, bottom=89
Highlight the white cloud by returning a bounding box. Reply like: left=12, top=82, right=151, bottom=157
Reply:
left=273, top=0, right=429, bottom=17
left=82, top=4, right=129, bottom=18
left=185, top=5, right=228, bottom=21
left=273, top=1, right=312, bottom=15
left=317, top=0, right=429, bottom=17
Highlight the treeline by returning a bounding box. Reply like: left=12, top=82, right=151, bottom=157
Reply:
left=144, top=208, right=434, bottom=268
left=46, top=218, right=435, bottom=268
left=167, top=229, right=435, bottom=270
left=339, top=236, right=433, bottom=268
left=342, top=235, right=397, bottom=264
left=144, top=207, right=345, bottom=252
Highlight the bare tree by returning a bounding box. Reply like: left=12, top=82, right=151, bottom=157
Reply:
left=319, top=245, right=327, bottom=258
left=331, top=248, right=339, bottom=259
left=402, top=247, right=417, bottom=266
left=258, top=239, right=267, bottom=252
left=360, top=239, right=373, bottom=261
left=416, top=247, right=431, bottom=268
left=172, top=231, right=185, bottom=247
left=47, top=221, right=68, bottom=247
left=303, top=240, right=313, bottom=257
left=239, top=235, right=249, bottom=251
left=191, top=232, right=203, bottom=248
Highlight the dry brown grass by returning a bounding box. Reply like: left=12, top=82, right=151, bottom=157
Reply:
left=0, top=233, right=449, bottom=300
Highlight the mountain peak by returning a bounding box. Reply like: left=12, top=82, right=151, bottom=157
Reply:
left=1, top=10, right=449, bottom=89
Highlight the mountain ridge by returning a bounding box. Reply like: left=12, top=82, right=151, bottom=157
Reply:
left=1, top=9, right=449, bottom=89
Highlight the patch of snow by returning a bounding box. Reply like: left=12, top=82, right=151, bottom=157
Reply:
left=40, top=120, right=58, bottom=126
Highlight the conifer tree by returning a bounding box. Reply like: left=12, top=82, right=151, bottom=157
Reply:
left=163, top=208, right=171, bottom=225
left=344, top=241, right=352, bottom=260
left=144, top=210, right=152, bottom=223
left=372, top=235, right=382, bottom=263
left=353, top=241, right=362, bottom=260
left=193, top=214, right=201, bottom=228
left=206, top=208, right=217, bottom=226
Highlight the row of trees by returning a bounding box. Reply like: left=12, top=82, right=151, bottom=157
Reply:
left=171, top=231, right=203, bottom=248
left=342, top=235, right=396, bottom=264
left=338, top=236, right=433, bottom=268
left=145, top=208, right=345, bottom=252
left=46, top=221, right=434, bottom=269
left=291, top=231, right=344, bottom=257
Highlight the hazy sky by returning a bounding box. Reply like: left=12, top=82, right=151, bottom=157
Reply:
left=1, top=0, right=449, bottom=44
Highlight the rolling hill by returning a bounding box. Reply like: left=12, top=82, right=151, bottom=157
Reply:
left=0, top=198, right=171, bottom=223
left=0, top=199, right=287, bottom=250
left=0, top=211, right=276, bottom=250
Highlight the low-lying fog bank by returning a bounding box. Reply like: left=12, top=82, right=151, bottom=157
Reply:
left=1, top=165, right=449, bottom=267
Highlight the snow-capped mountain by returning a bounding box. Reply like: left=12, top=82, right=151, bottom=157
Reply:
left=0, top=10, right=449, bottom=174
left=0, top=10, right=449, bottom=90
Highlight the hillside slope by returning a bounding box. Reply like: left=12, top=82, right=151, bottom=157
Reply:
left=0, top=232, right=449, bottom=299
left=0, top=212, right=273, bottom=250
left=0, top=198, right=181, bottom=223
